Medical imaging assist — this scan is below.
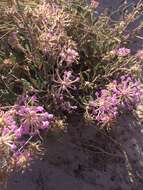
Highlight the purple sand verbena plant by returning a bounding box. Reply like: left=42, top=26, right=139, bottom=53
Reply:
left=0, top=0, right=143, bottom=184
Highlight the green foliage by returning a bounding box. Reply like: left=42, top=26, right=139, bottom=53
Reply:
left=0, top=0, right=142, bottom=114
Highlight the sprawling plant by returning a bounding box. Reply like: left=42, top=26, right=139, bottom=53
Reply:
left=0, top=0, right=143, bottom=184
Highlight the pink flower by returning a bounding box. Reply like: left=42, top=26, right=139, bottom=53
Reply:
left=89, top=90, right=119, bottom=125
left=111, top=47, right=131, bottom=57
left=36, top=106, right=44, bottom=112
left=60, top=47, right=79, bottom=65
left=14, top=128, right=22, bottom=138
left=42, top=121, right=50, bottom=129
left=90, top=0, right=99, bottom=9
left=54, top=70, right=79, bottom=95
left=10, top=144, right=17, bottom=151
left=136, top=49, right=143, bottom=60
left=17, top=105, right=52, bottom=135
left=114, top=76, right=140, bottom=108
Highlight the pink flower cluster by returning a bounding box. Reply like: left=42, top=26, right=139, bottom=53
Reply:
left=90, top=0, right=99, bottom=9
left=29, top=2, right=78, bottom=64
left=53, top=71, right=79, bottom=113
left=136, top=49, right=143, bottom=60
left=0, top=95, right=53, bottom=174
left=88, top=76, right=140, bottom=126
left=16, top=105, right=53, bottom=136
left=54, top=70, right=79, bottom=95
left=111, top=47, right=131, bottom=57
left=60, top=46, right=79, bottom=65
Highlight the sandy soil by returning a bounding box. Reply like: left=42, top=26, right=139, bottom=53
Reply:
left=5, top=112, right=143, bottom=190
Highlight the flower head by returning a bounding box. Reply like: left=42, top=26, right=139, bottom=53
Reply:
left=54, top=70, right=79, bottom=95
left=113, top=76, right=140, bottom=108
left=136, top=49, right=143, bottom=60
left=90, top=0, right=99, bottom=9
left=110, top=47, right=131, bottom=57
left=60, top=46, right=79, bottom=65
left=16, top=103, right=53, bottom=135
left=0, top=95, right=54, bottom=182
left=87, top=76, right=140, bottom=126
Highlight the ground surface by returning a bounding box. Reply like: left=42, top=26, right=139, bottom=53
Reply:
left=6, top=113, right=143, bottom=190
left=4, top=0, right=143, bottom=190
